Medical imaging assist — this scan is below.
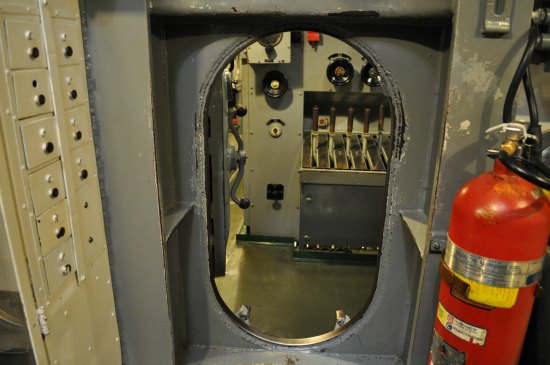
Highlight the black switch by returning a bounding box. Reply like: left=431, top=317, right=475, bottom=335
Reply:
left=266, top=184, right=284, bottom=200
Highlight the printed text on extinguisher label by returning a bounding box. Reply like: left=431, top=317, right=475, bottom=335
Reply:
left=445, top=237, right=543, bottom=288
left=437, top=302, right=487, bottom=346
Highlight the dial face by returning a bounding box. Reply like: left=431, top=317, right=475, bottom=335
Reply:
left=326, top=58, right=354, bottom=86
left=258, top=33, right=283, bottom=48
left=262, top=70, right=288, bottom=98
left=361, top=62, right=381, bottom=87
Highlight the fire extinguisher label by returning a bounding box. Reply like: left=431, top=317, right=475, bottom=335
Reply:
left=445, top=238, right=543, bottom=288
left=437, top=302, right=487, bottom=346
left=430, top=330, right=466, bottom=365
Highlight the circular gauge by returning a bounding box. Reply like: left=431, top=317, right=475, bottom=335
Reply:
left=361, top=62, right=381, bottom=87
left=326, top=58, right=354, bottom=86
left=262, top=71, right=288, bottom=98
left=258, top=33, right=283, bottom=48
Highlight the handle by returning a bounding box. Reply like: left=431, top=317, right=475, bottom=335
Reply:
left=228, top=113, right=250, bottom=209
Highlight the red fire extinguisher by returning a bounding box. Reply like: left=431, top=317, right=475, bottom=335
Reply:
left=428, top=121, right=550, bottom=365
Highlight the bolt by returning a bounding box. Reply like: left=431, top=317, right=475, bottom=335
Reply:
left=304, top=235, right=310, bottom=241
left=305, top=196, right=312, bottom=203
left=431, top=241, right=441, bottom=251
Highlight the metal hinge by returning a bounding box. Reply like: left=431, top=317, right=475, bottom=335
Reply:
left=483, top=0, right=513, bottom=35
left=36, top=307, right=50, bottom=336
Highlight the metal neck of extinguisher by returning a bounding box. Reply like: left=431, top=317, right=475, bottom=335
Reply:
left=486, top=123, right=550, bottom=190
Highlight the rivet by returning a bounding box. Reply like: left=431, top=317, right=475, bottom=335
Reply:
left=58, top=252, right=65, bottom=260
left=52, top=214, right=59, bottom=222
left=77, top=158, right=83, bottom=165
left=39, top=128, right=47, bottom=137
left=60, top=33, right=67, bottom=41
left=70, top=117, right=76, bottom=126
left=80, top=275, right=86, bottom=281
left=64, top=310, right=68, bottom=316
left=25, top=31, right=33, bottom=40
left=107, top=280, right=111, bottom=285
left=65, top=76, right=72, bottom=85
left=115, top=337, right=119, bottom=343
left=45, top=174, right=53, bottom=183
left=95, top=275, right=99, bottom=280
left=88, top=346, right=92, bottom=351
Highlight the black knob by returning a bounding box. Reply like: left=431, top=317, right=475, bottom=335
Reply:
left=29, top=47, right=40, bottom=60
left=69, top=90, right=78, bottom=100
left=79, top=169, right=88, bottom=180
left=36, top=94, right=46, bottom=106
left=88, top=236, right=94, bottom=243
left=74, top=131, right=82, bottom=141
left=238, top=198, right=250, bottom=209
left=44, top=142, right=54, bottom=154
left=64, top=46, right=73, bottom=57
left=49, top=188, right=59, bottom=198
left=235, top=104, right=248, bottom=117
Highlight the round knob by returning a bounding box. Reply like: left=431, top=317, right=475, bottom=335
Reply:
left=49, top=188, right=59, bottom=198
left=64, top=46, right=73, bottom=57
left=28, top=47, right=40, bottom=60
left=35, top=94, right=46, bottom=106
left=43, top=142, right=54, bottom=154
left=238, top=198, right=250, bottom=209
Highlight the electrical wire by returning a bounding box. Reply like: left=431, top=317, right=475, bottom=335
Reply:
left=503, top=25, right=540, bottom=124
left=522, top=65, right=539, bottom=127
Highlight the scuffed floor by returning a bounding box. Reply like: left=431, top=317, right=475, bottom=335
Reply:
left=214, top=201, right=378, bottom=339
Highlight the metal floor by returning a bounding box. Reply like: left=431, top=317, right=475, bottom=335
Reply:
left=214, top=201, right=378, bottom=339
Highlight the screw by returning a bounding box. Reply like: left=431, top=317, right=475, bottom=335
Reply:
left=430, top=240, right=442, bottom=252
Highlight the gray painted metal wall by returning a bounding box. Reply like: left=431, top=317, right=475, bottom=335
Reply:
left=82, top=1, right=175, bottom=364
left=81, top=1, right=538, bottom=364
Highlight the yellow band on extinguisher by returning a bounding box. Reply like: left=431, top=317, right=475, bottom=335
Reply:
left=544, top=189, right=550, bottom=202
left=454, top=272, right=519, bottom=308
